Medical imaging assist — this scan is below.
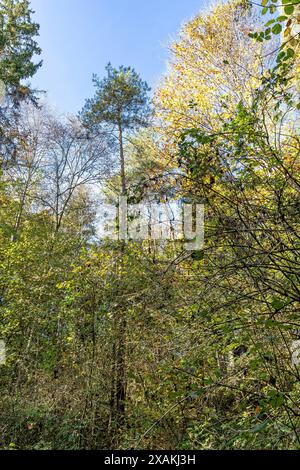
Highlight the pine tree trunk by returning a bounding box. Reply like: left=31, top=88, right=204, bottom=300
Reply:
left=110, top=121, right=127, bottom=434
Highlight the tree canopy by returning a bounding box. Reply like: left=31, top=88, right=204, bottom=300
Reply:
left=0, top=0, right=300, bottom=451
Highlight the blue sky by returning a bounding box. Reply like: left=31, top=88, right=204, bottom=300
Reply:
left=30, top=0, right=207, bottom=114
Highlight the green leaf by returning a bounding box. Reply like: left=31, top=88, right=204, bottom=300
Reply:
left=286, top=47, right=295, bottom=58
left=284, top=5, right=294, bottom=14
left=272, top=23, right=282, bottom=34
left=276, top=51, right=286, bottom=62
left=271, top=298, right=286, bottom=311
left=277, top=15, right=288, bottom=22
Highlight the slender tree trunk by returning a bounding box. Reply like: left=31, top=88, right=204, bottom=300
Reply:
left=110, top=121, right=127, bottom=434
left=118, top=121, right=126, bottom=195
